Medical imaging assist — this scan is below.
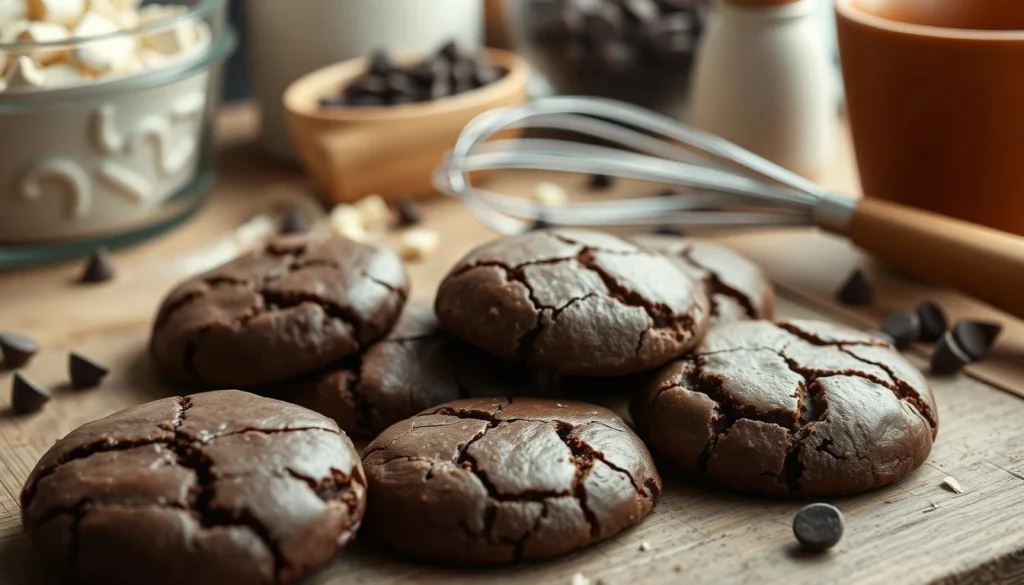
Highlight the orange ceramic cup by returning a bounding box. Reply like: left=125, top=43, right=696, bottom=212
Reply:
left=835, top=0, right=1024, bottom=236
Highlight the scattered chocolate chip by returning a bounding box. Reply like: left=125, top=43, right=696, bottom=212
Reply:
left=930, top=331, right=972, bottom=375
left=655, top=224, right=682, bottom=236
left=368, top=50, right=392, bottom=77
left=395, top=199, right=423, bottom=227
left=279, top=207, right=312, bottom=235
left=588, top=174, right=614, bottom=190
left=882, top=311, right=921, bottom=350
left=439, top=40, right=461, bottom=62
left=69, top=352, right=109, bottom=390
left=80, top=247, right=116, bottom=283
left=915, top=301, right=948, bottom=343
left=793, top=503, right=844, bottom=552
left=951, top=321, right=996, bottom=361
left=974, top=321, right=1003, bottom=348
left=11, top=373, right=51, bottom=414
left=865, top=330, right=895, bottom=346
left=0, top=332, right=39, bottom=369
left=836, top=269, right=873, bottom=306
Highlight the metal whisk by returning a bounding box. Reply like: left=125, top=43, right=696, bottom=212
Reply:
left=435, top=96, right=1024, bottom=320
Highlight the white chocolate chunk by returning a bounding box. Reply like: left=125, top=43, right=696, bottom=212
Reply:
left=570, top=573, right=592, bottom=585
left=4, top=55, right=46, bottom=89
left=43, top=61, right=87, bottom=86
left=72, top=11, right=136, bottom=73
left=534, top=181, right=569, bottom=206
left=400, top=228, right=439, bottom=261
left=29, top=0, right=86, bottom=25
left=942, top=476, right=965, bottom=494
left=138, top=4, right=196, bottom=55
left=16, top=21, right=70, bottom=65
left=329, top=204, right=369, bottom=242
left=354, top=194, right=392, bottom=231
left=0, top=0, right=28, bottom=22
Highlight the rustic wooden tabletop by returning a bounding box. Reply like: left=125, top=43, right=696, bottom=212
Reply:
left=0, top=105, right=1022, bottom=585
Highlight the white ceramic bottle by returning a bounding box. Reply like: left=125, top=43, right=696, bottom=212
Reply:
left=690, top=0, right=835, bottom=178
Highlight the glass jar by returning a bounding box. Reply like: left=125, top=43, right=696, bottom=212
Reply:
left=0, top=0, right=235, bottom=269
left=508, top=0, right=709, bottom=115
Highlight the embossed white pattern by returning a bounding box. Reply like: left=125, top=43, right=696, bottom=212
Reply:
left=171, top=92, right=206, bottom=120
left=91, top=105, right=126, bottom=154
left=97, top=161, right=152, bottom=204
left=16, top=159, right=93, bottom=220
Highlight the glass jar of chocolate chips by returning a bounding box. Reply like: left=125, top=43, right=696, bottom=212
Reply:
left=509, top=0, right=709, bottom=114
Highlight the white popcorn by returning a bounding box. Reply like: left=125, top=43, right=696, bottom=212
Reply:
left=29, top=0, right=86, bottom=25
left=87, top=0, right=132, bottom=27
left=137, top=47, right=168, bottom=68
left=107, top=0, right=138, bottom=12
left=330, top=204, right=369, bottom=242
left=44, top=61, right=87, bottom=86
left=354, top=194, right=392, bottom=231
left=400, top=228, right=439, bottom=261
left=73, top=11, right=136, bottom=73
left=4, top=55, right=46, bottom=89
left=138, top=4, right=197, bottom=55
left=0, top=0, right=28, bottom=22
left=534, top=181, right=569, bottom=206
left=16, top=21, right=71, bottom=65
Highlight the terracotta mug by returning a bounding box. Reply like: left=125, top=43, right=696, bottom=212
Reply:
left=835, top=0, right=1024, bottom=236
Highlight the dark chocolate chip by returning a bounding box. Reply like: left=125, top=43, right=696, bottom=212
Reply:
left=588, top=174, right=614, bottom=191
left=12, top=373, right=51, bottom=414
left=395, top=199, right=422, bottom=227
left=472, top=57, right=502, bottom=86
left=865, top=330, right=896, bottom=346
left=793, top=503, right=844, bottom=552
left=951, top=321, right=995, bottom=362
left=69, top=352, right=109, bottom=390
left=931, top=331, right=972, bottom=375
left=531, top=215, right=553, bottom=231
left=0, top=332, right=39, bottom=369
left=882, top=312, right=921, bottom=350
left=836, top=269, right=873, bottom=306
left=368, top=50, right=393, bottom=77
left=438, top=40, right=461, bottom=62
left=655, top=224, right=683, bottom=236
left=80, top=247, right=116, bottom=284
left=430, top=73, right=452, bottom=100
left=385, top=72, right=417, bottom=98
left=346, top=75, right=388, bottom=97
left=279, top=207, right=312, bottom=235
left=915, top=301, right=948, bottom=343
left=974, top=321, right=1003, bottom=348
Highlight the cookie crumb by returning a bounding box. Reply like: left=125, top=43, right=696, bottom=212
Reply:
left=330, top=204, right=370, bottom=242
left=639, top=541, right=651, bottom=552
left=674, top=563, right=687, bottom=573
left=535, top=181, right=569, bottom=206
left=570, top=573, right=591, bottom=585
left=942, top=476, right=965, bottom=494
left=400, top=228, right=439, bottom=261
left=354, top=194, right=392, bottom=231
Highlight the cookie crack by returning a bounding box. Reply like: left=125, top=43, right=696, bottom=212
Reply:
left=839, top=347, right=938, bottom=432
left=776, top=353, right=829, bottom=492
left=199, top=426, right=344, bottom=443
left=257, top=289, right=363, bottom=342
left=513, top=500, right=550, bottom=563
left=548, top=232, right=647, bottom=256
left=677, top=245, right=758, bottom=319
left=777, top=322, right=883, bottom=348
left=553, top=422, right=600, bottom=538
left=568, top=423, right=654, bottom=501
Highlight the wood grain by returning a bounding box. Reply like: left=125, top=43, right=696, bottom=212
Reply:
left=0, top=105, right=1022, bottom=585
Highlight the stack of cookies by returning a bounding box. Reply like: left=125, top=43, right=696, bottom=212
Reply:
left=20, top=228, right=938, bottom=584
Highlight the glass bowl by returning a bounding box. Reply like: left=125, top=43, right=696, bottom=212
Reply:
left=0, top=0, right=235, bottom=269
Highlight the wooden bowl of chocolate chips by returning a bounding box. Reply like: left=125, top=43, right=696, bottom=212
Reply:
left=284, top=42, right=530, bottom=204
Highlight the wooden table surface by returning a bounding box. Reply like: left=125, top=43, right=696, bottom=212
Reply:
left=1, top=105, right=1023, bottom=585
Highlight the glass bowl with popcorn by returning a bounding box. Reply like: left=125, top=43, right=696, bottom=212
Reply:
left=0, top=0, right=234, bottom=268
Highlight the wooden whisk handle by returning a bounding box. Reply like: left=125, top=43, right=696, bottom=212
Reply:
left=848, top=198, right=1024, bottom=319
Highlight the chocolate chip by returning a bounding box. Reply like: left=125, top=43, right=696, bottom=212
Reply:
left=836, top=269, right=873, bottom=306
left=395, top=199, right=422, bottom=227
left=80, top=247, right=116, bottom=283
left=69, top=352, right=109, bottom=390
left=588, top=174, right=614, bottom=190
left=439, top=40, right=461, bottom=62
left=915, top=301, right=947, bottom=343
left=882, top=312, right=921, bottom=350
left=951, top=321, right=997, bottom=361
left=931, top=331, right=972, bottom=374
left=793, top=503, right=844, bottom=552
left=0, top=332, right=39, bottom=369
left=279, top=207, right=312, bottom=235
left=12, top=373, right=51, bottom=414
left=368, top=50, right=393, bottom=77
left=655, top=225, right=683, bottom=236
left=472, top=57, right=502, bottom=86
left=974, top=321, right=1003, bottom=348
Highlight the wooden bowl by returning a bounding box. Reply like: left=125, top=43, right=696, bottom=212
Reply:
left=284, top=48, right=530, bottom=203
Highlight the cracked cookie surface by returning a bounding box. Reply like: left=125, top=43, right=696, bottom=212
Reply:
left=435, top=229, right=710, bottom=377
left=20, top=390, right=366, bottom=585
left=267, top=304, right=550, bottom=438
left=631, top=235, right=774, bottom=325
left=631, top=320, right=938, bottom=496
left=361, top=397, right=661, bottom=563
left=151, top=235, right=409, bottom=388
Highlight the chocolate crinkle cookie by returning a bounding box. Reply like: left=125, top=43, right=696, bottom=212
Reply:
left=631, top=320, right=938, bottom=496
left=268, top=304, right=549, bottom=438
left=361, top=397, right=661, bottom=563
left=435, top=229, right=710, bottom=377
left=151, top=235, right=409, bottom=388
left=20, top=390, right=366, bottom=585
left=631, top=235, right=774, bottom=325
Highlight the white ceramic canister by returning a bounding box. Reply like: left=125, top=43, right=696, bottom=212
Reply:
left=690, top=0, right=836, bottom=178
left=248, top=0, right=485, bottom=158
